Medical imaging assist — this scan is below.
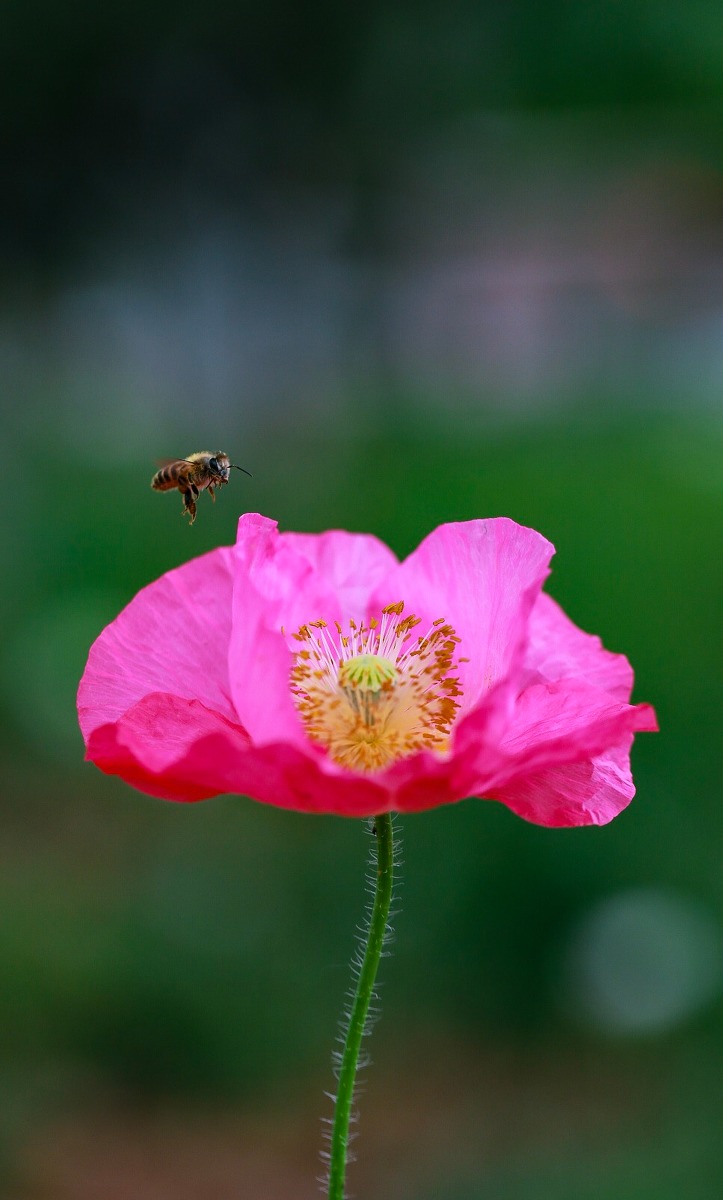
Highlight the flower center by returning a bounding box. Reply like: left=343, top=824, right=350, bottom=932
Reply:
left=339, top=653, right=397, bottom=692
left=289, top=602, right=464, bottom=772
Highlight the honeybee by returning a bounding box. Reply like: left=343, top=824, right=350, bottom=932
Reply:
left=151, top=451, right=251, bottom=524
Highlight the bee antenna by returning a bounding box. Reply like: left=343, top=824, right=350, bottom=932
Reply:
left=229, top=464, right=253, bottom=477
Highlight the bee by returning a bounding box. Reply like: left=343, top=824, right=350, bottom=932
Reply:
left=151, top=451, right=251, bottom=524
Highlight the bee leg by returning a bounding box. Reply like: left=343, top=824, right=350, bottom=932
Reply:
left=208, top=485, right=216, bottom=502
left=183, top=487, right=198, bottom=524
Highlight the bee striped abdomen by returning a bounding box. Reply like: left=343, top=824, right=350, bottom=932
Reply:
left=151, top=463, right=187, bottom=491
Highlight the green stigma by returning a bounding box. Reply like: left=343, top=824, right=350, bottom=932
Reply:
left=339, top=653, right=398, bottom=692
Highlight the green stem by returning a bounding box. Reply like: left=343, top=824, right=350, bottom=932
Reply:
left=326, top=814, right=396, bottom=1200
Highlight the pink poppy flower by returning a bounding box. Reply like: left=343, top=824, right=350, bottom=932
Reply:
left=78, top=514, right=656, bottom=827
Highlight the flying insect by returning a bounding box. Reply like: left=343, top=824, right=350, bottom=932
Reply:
left=151, top=451, right=251, bottom=524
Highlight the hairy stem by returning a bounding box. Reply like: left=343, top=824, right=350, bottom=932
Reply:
left=326, top=814, right=396, bottom=1200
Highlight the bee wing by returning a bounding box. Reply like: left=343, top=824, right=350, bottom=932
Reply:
left=155, top=457, right=194, bottom=468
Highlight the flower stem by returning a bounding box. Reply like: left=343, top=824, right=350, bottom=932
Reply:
left=326, top=814, right=396, bottom=1200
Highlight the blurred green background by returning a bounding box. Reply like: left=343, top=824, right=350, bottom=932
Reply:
left=2, top=2, right=722, bottom=1197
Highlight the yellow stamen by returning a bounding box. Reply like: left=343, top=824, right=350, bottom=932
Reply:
left=289, top=603, right=464, bottom=772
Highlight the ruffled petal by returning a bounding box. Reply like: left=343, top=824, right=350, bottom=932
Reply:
left=371, top=518, right=555, bottom=716
left=282, top=526, right=399, bottom=615
left=487, top=737, right=642, bottom=827
left=85, top=693, right=251, bottom=801
left=451, top=593, right=658, bottom=804
left=228, top=514, right=398, bottom=746
left=85, top=692, right=395, bottom=816
left=495, top=680, right=655, bottom=778
left=525, top=592, right=636, bottom=700
left=78, top=547, right=237, bottom=741
left=453, top=675, right=655, bottom=802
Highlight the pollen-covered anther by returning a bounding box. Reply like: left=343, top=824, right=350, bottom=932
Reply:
left=289, top=603, right=464, bottom=772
